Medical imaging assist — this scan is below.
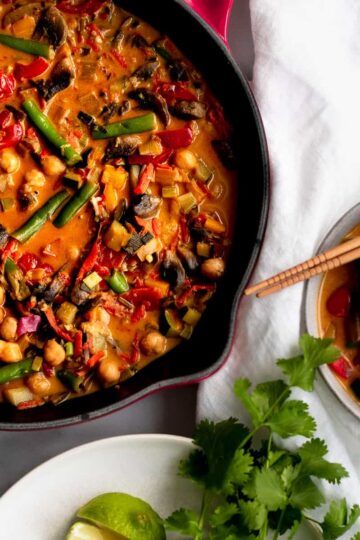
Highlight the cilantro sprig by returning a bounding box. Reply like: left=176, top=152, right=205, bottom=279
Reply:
left=165, top=335, right=360, bottom=540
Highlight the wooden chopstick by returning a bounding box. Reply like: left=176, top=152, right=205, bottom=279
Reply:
left=244, top=235, right=360, bottom=298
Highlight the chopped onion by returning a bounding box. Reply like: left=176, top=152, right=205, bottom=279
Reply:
left=17, top=314, right=41, bottom=337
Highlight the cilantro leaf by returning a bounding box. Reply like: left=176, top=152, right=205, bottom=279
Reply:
left=165, top=508, right=201, bottom=537
left=268, top=506, right=302, bottom=536
left=351, top=534, right=360, bottom=540
left=234, top=379, right=290, bottom=428
left=254, top=468, right=287, bottom=511
left=281, top=464, right=301, bottom=492
left=289, top=476, right=325, bottom=509
left=223, top=448, right=254, bottom=494
left=180, top=418, right=249, bottom=492
left=266, top=400, right=316, bottom=438
left=277, top=335, right=339, bottom=391
left=238, top=500, right=267, bottom=531
left=298, top=439, right=349, bottom=484
left=209, top=502, right=238, bottom=527
left=321, top=499, right=360, bottom=540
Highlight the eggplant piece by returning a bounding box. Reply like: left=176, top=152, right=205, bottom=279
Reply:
left=132, top=60, right=160, bottom=81
left=33, top=58, right=75, bottom=101
left=177, top=245, right=199, bottom=273
left=171, top=100, right=206, bottom=120
left=78, top=111, right=97, bottom=130
left=103, top=136, right=140, bottom=162
left=71, top=284, right=92, bottom=307
left=100, top=103, right=118, bottom=123
left=34, top=6, right=68, bottom=49
left=128, top=88, right=169, bottom=126
left=119, top=100, right=131, bottom=116
left=130, top=34, right=149, bottom=48
left=212, top=140, right=237, bottom=170
left=168, top=60, right=189, bottom=82
left=43, top=267, right=70, bottom=303
left=0, top=225, right=9, bottom=249
left=132, top=193, right=161, bottom=219
left=161, top=251, right=186, bottom=288
left=124, top=234, right=144, bottom=255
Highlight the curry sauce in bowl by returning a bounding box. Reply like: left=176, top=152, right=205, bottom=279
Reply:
left=305, top=203, right=360, bottom=418
left=0, top=0, right=239, bottom=411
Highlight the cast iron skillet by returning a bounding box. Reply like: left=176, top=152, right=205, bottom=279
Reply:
left=0, top=0, right=270, bottom=430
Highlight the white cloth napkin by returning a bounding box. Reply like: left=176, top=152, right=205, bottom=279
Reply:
left=197, top=0, right=360, bottom=522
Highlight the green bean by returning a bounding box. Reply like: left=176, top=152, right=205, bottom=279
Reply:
left=92, top=112, right=157, bottom=140
left=5, top=258, right=30, bottom=301
left=12, top=191, right=69, bottom=243
left=0, top=34, right=50, bottom=58
left=57, top=371, right=83, bottom=392
left=106, top=271, right=129, bottom=294
left=54, top=181, right=99, bottom=228
left=0, top=359, right=34, bottom=385
left=23, top=99, right=82, bottom=166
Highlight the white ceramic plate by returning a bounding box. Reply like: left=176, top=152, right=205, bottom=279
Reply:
left=0, top=434, right=320, bottom=539
left=305, top=202, right=360, bottom=420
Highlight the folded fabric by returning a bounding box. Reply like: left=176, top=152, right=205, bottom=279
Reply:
left=197, top=0, right=360, bottom=524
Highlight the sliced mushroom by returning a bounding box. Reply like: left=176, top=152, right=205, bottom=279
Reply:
left=132, top=60, right=160, bottom=81
left=71, top=284, right=92, bottom=307
left=161, top=251, right=186, bottom=288
left=132, top=194, right=161, bottom=219
left=34, top=7, right=68, bottom=48
left=3, top=3, right=42, bottom=28
left=104, top=136, right=141, bottom=162
left=128, top=88, right=170, bottom=126
left=43, top=267, right=70, bottom=303
left=33, top=58, right=75, bottom=101
left=177, top=245, right=199, bottom=273
left=171, top=100, right=206, bottom=120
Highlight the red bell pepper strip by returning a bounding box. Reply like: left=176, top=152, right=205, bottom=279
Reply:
left=76, top=240, right=99, bottom=284
left=111, top=50, right=128, bottom=69
left=156, top=82, right=197, bottom=103
left=121, top=287, right=163, bottom=310
left=45, top=307, right=74, bottom=342
left=329, top=356, right=350, bottom=379
left=133, top=163, right=155, bottom=195
left=87, top=23, right=103, bottom=38
left=14, top=57, right=49, bottom=81
left=128, top=149, right=173, bottom=166
left=157, top=128, right=193, bottom=149
left=87, top=350, right=105, bottom=368
left=326, top=285, right=351, bottom=318
left=0, top=71, right=15, bottom=102
left=0, top=121, right=23, bottom=150
left=0, top=110, right=11, bottom=128
left=57, top=0, right=105, bottom=15
left=17, top=399, right=44, bottom=410
left=74, top=331, right=83, bottom=357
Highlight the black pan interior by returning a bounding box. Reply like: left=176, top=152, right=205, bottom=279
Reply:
left=0, top=0, right=269, bottom=429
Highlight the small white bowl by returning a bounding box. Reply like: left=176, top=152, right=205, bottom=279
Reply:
left=305, top=202, right=360, bottom=420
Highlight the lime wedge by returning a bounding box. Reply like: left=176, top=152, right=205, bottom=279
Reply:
left=66, top=521, right=121, bottom=540
left=77, top=493, right=166, bottom=540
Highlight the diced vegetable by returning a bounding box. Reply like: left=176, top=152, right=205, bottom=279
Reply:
left=180, top=323, right=193, bottom=340
left=326, top=286, right=351, bottom=318
left=155, top=165, right=181, bottom=185
left=104, top=183, right=119, bottom=213
left=31, top=356, right=43, bottom=372
left=136, top=237, right=161, bottom=262
left=17, top=315, right=41, bottom=336
left=102, top=165, right=128, bottom=189
left=5, top=258, right=31, bottom=301
left=23, top=99, right=82, bottom=166
left=0, top=71, right=16, bottom=102
left=14, top=58, right=49, bottom=80
left=92, top=113, right=157, bottom=140
left=0, top=34, right=50, bottom=58
left=0, top=358, right=34, bottom=385
left=56, top=302, right=78, bottom=325
left=65, top=342, right=74, bottom=357
left=160, top=309, right=183, bottom=337
left=0, top=198, right=15, bottom=211
left=204, top=217, right=226, bottom=235
left=3, top=386, right=35, bottom=407
left=83, top=272, right=102, bottom=290
left=188, top=180, right=206, bottom=202
left=139, top=139, right=163, bottom=156
left=12, top=191, right=69, bottom=243
left=133, top=163, right=155, bottom=195
left=182, top=307, right=202, bottom=326
left=54, top=182, right=99, bottom=227
left=157, top=128, right=193, bottom=149
left=144, top=278, right=170, bottom=297
left=329, top=356, right=350, bottom=379
left=106, top=271, right=129, bottom=294
left=178, top=192, right=197, bottom=213
left=162, top=184, right=180, bottom=198
left=104, top=221, right=130, bottom=252
left=195, top=158, right=213, bottom=182
left=197, top=242, right=211, bottom=258
left=57, top=371, right=83, bottom=392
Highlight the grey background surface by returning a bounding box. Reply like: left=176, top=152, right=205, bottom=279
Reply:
left=0, top=0, right=254, bottom=496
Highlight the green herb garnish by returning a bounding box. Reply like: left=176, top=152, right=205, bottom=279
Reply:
left=165, top=335, right=360, bottom=539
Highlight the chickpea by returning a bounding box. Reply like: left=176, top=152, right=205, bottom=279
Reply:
left=98, top=359, right=120, bottom=384
left=0, top=148, right=20, bottom=173
left=66, top=245, right=80, bottom=261
left=0, top=316, right=18, bottom=341
left=26, top=372, right=51, bottom=396
left=174, top=149, right=197, bottom=170
left=0, top=342, right=22, bottom=363
left=41, top=155, right=66, bottom=177
left=25, top=169, right=46, bottom=188
left=140, top=331, right=167, bottom=357
left=200, top=258, right=225, bottom=280
left=0, top=285, right=5, bottom=306
left=43, top=339, right=66, bottom=366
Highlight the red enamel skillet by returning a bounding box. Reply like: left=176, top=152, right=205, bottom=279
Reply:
left=0, top=0, right=269, bottom=430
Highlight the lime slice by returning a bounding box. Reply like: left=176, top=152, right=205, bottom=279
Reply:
left=77, top=493, right=166, bottom=540
left=66, top=521, right=121, bottom=540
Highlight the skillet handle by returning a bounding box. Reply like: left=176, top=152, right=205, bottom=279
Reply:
left=183, top=0, right=233, bottom=47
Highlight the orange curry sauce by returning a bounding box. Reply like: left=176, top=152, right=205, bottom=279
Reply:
left=0, top=0, right=236, bottom=409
